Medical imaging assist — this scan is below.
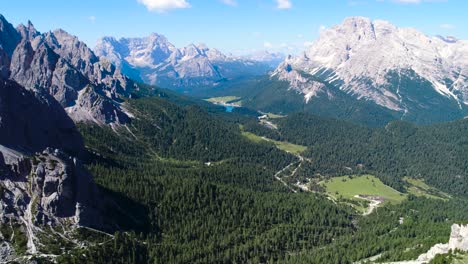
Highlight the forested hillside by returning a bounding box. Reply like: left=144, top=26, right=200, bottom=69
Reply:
left=54, top=93, right=468, bottom=263
left=243, top=113, right=468, bottom=196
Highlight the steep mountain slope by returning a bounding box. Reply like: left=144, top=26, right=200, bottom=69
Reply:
left=0, top=79, right=108, bottom=259
left=94, top=34, right=277, bottom=92
left=0, top=14, right=137, bottom=124
left=270, top=17, right=468, bottom=124
left=0, top=79, right=83, bottom=154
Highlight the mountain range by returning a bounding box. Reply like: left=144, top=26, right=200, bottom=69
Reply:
left=94, top=34, right=283, bottom=92
left=268, top=17, right=468, bottom=124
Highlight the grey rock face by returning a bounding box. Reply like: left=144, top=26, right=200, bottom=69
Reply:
left=0, top=79, right=84, bottom=155
left=0, top=146, right=104, bottom=233
left=0, top=15, right=21, bottom=56
left=0, top=241, right=14, bottom=263
left=0, top=79, right=106, bottom=254
left=66, top=85, right=130, bottom=124
left=1, top=14, right=136, bottom=124
left=0, top=46, right=10, bottom=78
left=16, top=21, right=39, bottom=42
left=10, top=40, right=59, bottom=92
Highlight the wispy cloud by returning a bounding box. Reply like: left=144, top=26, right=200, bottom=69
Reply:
left=264, top=41, right=273, bottom=48
left=137, top=0, right=191, bottom=12
left=220, top=0, right=237, bottom=6
left=440, top=23, right=455, bottom=29
left=276, top=0, right=292, bottom=9
left=88, top=16, right=96, bottom=23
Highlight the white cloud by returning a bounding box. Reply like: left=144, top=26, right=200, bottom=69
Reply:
left=297, top=34, right=303, bottom=38
left=440, top=23, right=455, bottom=29
left=220, top=0, right=237, bottom=6
left=276, top=0, right=292, bottom=9
left=264, top=41, right=273, bottom=48
left=137, top=0, right=191, bottom=12
left=88, top=16, right=96, bottom=23
left=303, top=41, right=314, bottom=47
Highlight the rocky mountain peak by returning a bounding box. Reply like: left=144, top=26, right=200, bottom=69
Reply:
left=16, top=20, right=39, bottom=41
left=0, top=14, right=138, bottom=124
left=273, top=16, right=468, bottom=121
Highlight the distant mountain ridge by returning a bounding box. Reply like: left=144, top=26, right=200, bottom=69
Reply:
left=94, top=34, right=282, bottom=92
left=271, top=17, right=468, bottom=124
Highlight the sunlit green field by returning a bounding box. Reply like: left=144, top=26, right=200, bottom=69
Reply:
left=321, top=175, right=406, bottom=204
left=241, top=130, right=307, bottom=155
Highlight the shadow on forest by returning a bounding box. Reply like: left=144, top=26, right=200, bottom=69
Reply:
left=99, top=186, right=152, bottom=234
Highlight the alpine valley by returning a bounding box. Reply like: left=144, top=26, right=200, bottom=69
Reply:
left=1, top=9, right=468, bottom=264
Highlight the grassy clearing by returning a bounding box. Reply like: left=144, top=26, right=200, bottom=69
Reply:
left=241, top=130, right=307, bottom=155
left=321, top=175, right=406, bottom=204
left=404, top=177, right=451, bottom=200
left=319, top=176, right=451, bottom=213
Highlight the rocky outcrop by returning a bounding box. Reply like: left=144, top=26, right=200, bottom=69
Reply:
left=417, top=224, right=468, bottom=262
left=0, top=146, right=104, bottom=253
left=66, top=85, right=130, bottom=124
left=0, top=78, right=106, bottom=256
left=448, top=224, right=468, bottom=250
left=1, top=14, right=137, bottom=124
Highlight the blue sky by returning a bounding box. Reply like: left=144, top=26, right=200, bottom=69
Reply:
left=1, top=0, right=467, bottom=54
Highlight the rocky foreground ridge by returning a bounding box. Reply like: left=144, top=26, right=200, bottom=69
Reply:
left=0, top=79, right=108, bottom=261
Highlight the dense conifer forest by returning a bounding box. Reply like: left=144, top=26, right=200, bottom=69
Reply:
left=53, top=93, right=468, bottom=263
